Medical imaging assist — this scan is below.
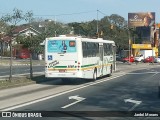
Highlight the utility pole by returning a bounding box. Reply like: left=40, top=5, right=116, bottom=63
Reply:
left=97, top=10, right=99, bottom=38
left=0, top=32, right=3, bottom=59
left=128, top=29, right=131, bottom=65
left=55, top=16, right=57, bottom=37
left=9, top=37, right=13, bottom=81
left=29, top=26, right=33, bottom=79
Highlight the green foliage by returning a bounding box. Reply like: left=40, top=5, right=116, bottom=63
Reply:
left=3, top=50, right=10, bottom=57
left=1, top=8, right=33, bottom=37
left=68, top=14, right=133, bottom=52
left=1, top=9, right=138, bottom=54
left=16, top=34, right=44, bottom=53
left=43, top=21, right=71, bottom=38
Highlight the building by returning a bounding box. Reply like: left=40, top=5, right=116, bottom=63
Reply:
left=0, top=26, right=40, bottom=57
left=131, top=24, right=159, bottom=57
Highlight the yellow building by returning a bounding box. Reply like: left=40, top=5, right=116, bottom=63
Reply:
left=132, top=44, right=158, bottom=57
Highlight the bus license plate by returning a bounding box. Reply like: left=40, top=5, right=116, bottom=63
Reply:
left=59, top=69, right=66, bottom=72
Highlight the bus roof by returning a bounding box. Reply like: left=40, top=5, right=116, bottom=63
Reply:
left=46, top=36, right=115, bottom=45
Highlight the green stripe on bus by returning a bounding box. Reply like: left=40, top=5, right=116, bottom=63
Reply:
left=54, top=66, right=67, bottom=68
left=81, top=64, right=96, bottom=68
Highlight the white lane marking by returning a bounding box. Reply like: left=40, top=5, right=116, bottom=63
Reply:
left=124, top=98, right=142, bottom=111
left=126, top=72, right=160, bottom=74
left=1, top=74, right=125, bottom=111
left=61, top=95, right=86, bottom=109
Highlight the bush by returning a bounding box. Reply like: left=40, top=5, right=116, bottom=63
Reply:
left=3, top=50, right=10, bottom=57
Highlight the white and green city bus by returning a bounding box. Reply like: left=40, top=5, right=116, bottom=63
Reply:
left=45, top=35, right=116, bottom=81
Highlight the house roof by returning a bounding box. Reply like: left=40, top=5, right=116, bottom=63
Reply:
left=12, top=26, right=41, bottom=35
left=12, top=26, right=27, bottom=33
left=1, top=26, right=40, bottom=43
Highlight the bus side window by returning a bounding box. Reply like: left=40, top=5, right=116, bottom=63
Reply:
left=96, top=43, right=99, bottom=57
left=110, top=44, right=113, bottom=55
left=108, top=44, right=113, bottom=55
left=91, top=43, right=95, bottom=57
left=87, top=42, right=92, bottom=57
left=93, top=43, right=97, bottom=57
left=104, top=43, right=107, bottom=56
left=106, top=44, right=110, bottom=55
left=82, top=42, right=87, bottom=58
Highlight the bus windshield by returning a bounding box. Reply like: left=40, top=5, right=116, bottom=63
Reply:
left=47, top=40, right=76, bottom=53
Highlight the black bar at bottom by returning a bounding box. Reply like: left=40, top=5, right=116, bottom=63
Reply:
left=0, top=111, right=160, bottom=117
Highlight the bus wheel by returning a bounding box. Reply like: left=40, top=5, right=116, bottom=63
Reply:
left=93, top=70, right=97, bottom=81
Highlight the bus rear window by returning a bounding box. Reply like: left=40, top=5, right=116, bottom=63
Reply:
left=47, top=40, right=76, bottom=53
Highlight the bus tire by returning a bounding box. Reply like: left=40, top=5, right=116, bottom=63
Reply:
left=93, top=69, right=97, bottom=81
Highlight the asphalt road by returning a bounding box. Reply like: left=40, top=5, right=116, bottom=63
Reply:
left=1, top=66, right=160, bottom=120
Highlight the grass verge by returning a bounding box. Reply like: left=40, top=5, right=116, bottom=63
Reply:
left=0, top=75, right=48, bottom=90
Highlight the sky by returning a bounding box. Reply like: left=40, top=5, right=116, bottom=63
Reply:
left=0, top=0, right=160, bottom=24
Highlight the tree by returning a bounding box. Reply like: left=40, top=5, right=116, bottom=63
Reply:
left=1, top=8, right=25, bottom=81
left=44, top=21, right=71, bottom=37
left=0, top=20, right=8, bottom=56
left=104, top=14, right=129, bottom=52
left=24, top=11, right=35, bottom=78
left=68, top=14, right=130, bottom=53
left=68, top=20, right=98, bottom=37
left=1, top=8, right=33, bottom=80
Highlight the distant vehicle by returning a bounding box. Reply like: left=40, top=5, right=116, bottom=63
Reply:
left=143, top=56, right=155, bottom=63
left=45, top=35, right=116, bottom=81
left=18, top=52, right=30, bottom=59
left=122, top=56, right=134, bottom=63
left=154, top=56, right=160, bottom=63
left=139, top=50, right=155, bottom=59
left=134, top=54, right=144, bottom=62
left=116, top=55, right=122, bottom=61
left=17, top=48, right=30, bottom=59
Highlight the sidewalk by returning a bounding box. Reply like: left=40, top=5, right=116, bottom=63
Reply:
left=116, top=62, right=160, bottom=73
left=0, top=59, right=45, bottom=66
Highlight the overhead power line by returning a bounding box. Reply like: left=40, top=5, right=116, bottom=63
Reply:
left=0, top=10, right=107, bottom=19
left=97, top=10, right=107, bottom=16
left=0, top=10, right=108, bottom=18
left=0, top=10, right=96, bottom=17
left=34, top=10, right=96, bottom=17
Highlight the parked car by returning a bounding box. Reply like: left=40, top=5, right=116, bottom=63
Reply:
left=122, top=56, right=134, bottom=63
left=143, top=56, right=155, bottom=63
left=18, top=52, right=30, bottom=59
left=134, top=54, right=144, bottom=62
left=154, top=56, right=160, bottom=63
left=16, top=48, right=30, bottom=59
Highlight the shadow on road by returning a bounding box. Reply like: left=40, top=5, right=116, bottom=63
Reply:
left=30, top=75, right=91, bottom=85
left=30, top=73, right=113, bottom=86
